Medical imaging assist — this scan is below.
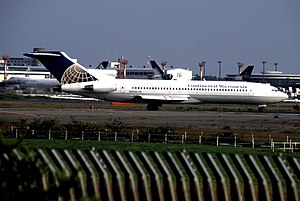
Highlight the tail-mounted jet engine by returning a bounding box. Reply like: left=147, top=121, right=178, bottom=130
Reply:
left=84, top=83, right=117, bottom=92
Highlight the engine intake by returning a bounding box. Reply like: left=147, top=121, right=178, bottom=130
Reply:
left=162, top=74, right=173, bottom=80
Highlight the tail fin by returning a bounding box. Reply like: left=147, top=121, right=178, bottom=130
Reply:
left=149, top=60, right=173, bottom=80
left=149, top=60, right=164, bottom=75
left=24, top=50, right=97, bottom=84
left=240, top=65, right=254, bottom=81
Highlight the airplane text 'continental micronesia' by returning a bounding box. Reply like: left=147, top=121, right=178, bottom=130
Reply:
left=188, top=84, right=248, bottom=89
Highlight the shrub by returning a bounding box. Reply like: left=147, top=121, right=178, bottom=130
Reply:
left=106, top=118, right=129, bottom=134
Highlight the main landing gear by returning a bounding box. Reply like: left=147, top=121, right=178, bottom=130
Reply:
left=258, top=105, right=267, bottom=112
left=147, top=103, right=159, bottom=111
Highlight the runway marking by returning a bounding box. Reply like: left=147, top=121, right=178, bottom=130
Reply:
left=118, top=110, right=162, bottom=117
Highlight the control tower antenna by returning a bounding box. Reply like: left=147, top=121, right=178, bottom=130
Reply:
left=118, top=57, right=128, bottom=79
left=199, top=61, right=205, bottom=81
left=161, top=61, right=167, bottom=73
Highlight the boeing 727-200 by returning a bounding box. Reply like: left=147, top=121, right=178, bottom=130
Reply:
left=24, top=50, right=288, bottom=111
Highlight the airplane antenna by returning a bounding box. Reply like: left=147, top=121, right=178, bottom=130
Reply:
left=2, top=54, right=10, bottom=81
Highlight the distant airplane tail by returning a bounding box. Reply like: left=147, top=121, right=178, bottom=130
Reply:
left=149, top=60, right=164, bottom=74
left=24, top=51, right=98, bottom=84
left=240, top=65, right=254, bottom=81
left=234, top=65, right=254, bottom=81
left=149, top=60, right=173, bottom=80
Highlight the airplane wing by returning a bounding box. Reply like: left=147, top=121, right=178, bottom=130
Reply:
left=133, top=94, right=190, bottom=102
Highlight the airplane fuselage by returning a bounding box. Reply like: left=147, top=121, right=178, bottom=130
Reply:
left=61, top=78, right=286, bottom=105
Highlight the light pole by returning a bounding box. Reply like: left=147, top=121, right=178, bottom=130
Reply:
left=274, top=62, right=278, bottom=71
left=217, top=61, right=222, bottom=80
left=202, top=61, right=206, bottom=78
left=262, top=61, right=267, bottom=83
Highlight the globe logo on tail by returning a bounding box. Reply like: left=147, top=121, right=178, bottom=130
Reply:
left=61, top=64, right=97, bottom=84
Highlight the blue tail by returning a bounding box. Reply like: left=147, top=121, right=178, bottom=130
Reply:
left=149, top=60, right=164, bottom=75
left=24, top=50, right=97, bottom=84
left=149, top=60, right=173, bottom=80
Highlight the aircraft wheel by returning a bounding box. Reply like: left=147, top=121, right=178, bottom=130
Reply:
left=258, top=106, right=266, bottom=112
left=147, top=103, right=159, bottom=111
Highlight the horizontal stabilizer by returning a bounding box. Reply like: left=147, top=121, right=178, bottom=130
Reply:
left=23, top=52, right=61, bottom=57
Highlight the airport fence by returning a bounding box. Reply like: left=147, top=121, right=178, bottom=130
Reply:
left=271, top=139, right=300, bottom=152
left=1, top=146, right=300, bottom=201
left=2, top=128, right=300, bottom=151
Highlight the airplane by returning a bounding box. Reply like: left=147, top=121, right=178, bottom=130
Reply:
left=24, top=50, right=288, bottom=111
left=2, top=76, right=59, bottom=91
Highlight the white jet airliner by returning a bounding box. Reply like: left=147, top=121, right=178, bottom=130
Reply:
left=24, top=51, right=288, bottom=111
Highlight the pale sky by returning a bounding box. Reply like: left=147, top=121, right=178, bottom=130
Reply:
left=1, top=0, right=299, bottom=76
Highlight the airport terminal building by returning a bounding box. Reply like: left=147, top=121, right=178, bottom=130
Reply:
left=226, top=71, right=300, bottom=88
left=0, top=57, right=51, bottom=82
